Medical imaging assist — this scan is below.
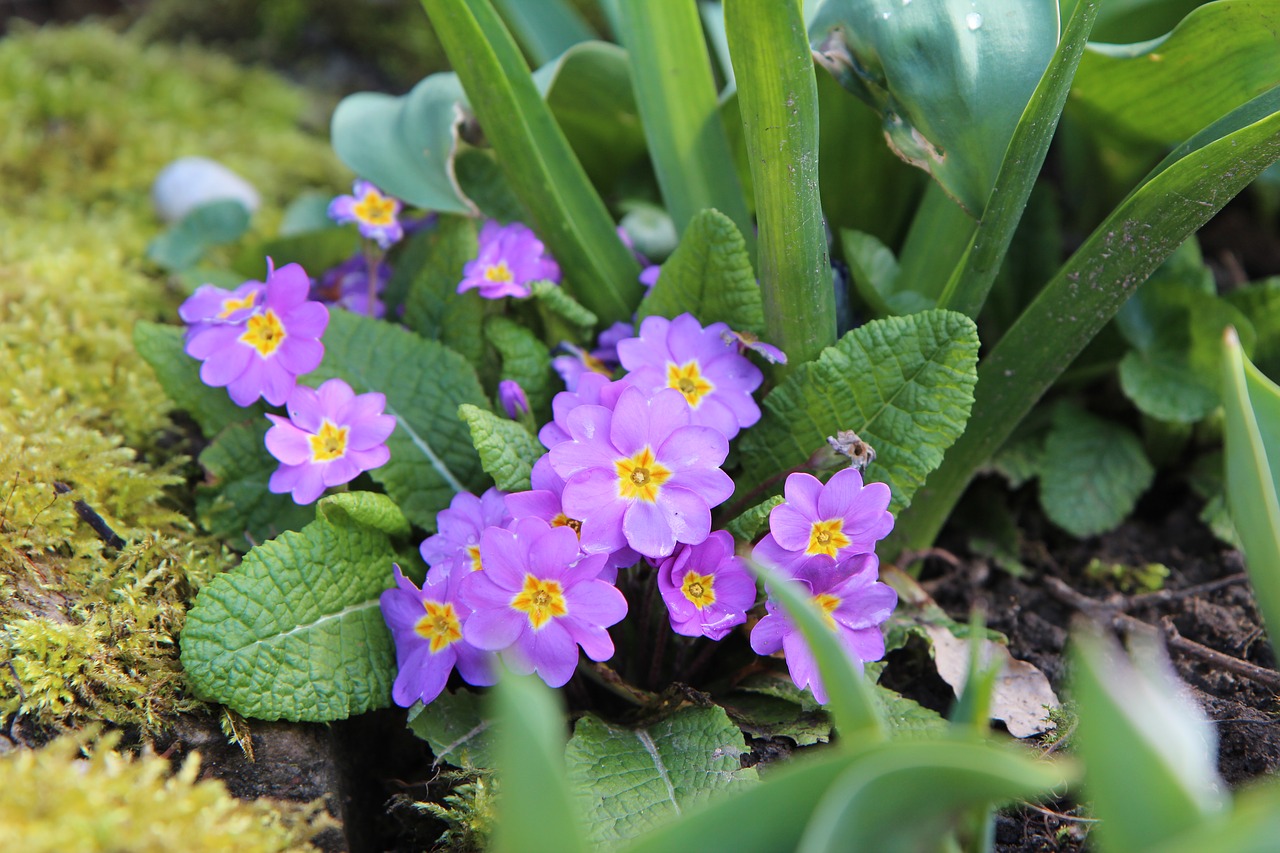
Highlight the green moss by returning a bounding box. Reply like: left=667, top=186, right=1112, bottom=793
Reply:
left=0, top=23, right=348, bottom=729
left=0, top=729, right=327, bottom=852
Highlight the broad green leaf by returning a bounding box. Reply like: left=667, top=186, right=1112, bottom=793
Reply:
left=180, top=493, right=406, bottom=721
left=1071, top=0, right=1280, bottom=145
left=453, top=147, right=527, bottom=224
left=458, top=404, right=542, bottom=493
left=616, top=0, right=754, bottom=249
left=234, top=226, right=358, bottom=282
left=565, top=706, right=758, bottom=846
left=728, top=0, right=835, bottom=371
left=489, top=672, right=590, bottom=853
left=894, top=87, right=1280, bottom=554
left=307, top=310, right=489, bottom=530
left=491, top=0, right=593, bottom=66
left=840, top=229, right=929, bottom=316
left=1222, top=327, right=1280, bottom=661
left=420, top=0, right=642, bottom=325
left=278, top=191, right=334, bottom=236
left=195, top=419, right=313, bottom=551
left=1038, top=404, right=1154, bottom=537
left=407, top=689, right=493, bottom=769
left=724, top=496, right=784, bottom=542
left=1073, top=627, right=1226, bottom=853
left=532, top=279, right=598, bottom=340
left=485, top=316, right=554, bottom=414
left=722, top=690, right=831, bottom=747
left=874, top=686, right=948, bottom=740
left=1119, top=353, right=1219, bottom=423
left=739, top=311, right=980, bottom=515
left=133, top=321, right=264, bottom=437
left=1081, top=0, right=1206, bottom=44
left=1225, top=276, right=1280, bottom=379
left=316, top=489, right=413, bottom=536
left=397, top=216, right=486, bottom=364
left=146, top=200, right=252, bottom=272
left=797, top=740, right=1071, bottom=852
left=811, top=0, right=1060, bottom=215
left=1161, top=780, right=1280, bottom=853
left=637, top=209, right=764, bottom=333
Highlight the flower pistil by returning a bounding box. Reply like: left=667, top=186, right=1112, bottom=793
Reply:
left=666, top=360, right=715, bottom=407
left=415, top=601, right=464, bottom=653
left=615, top=447, right=673, bottom=503
left=680, top=570, right=717, bottom=609
left=806, top=519, right=851, bottom=558
left=239, top=309, right=287, bottom=357
left=510, top=575, right=568, bottom=629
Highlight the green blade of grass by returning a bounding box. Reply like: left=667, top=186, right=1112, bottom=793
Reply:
left=419, top=0, right=642, bottom=326
left=491, top=0, right=594, bottom=66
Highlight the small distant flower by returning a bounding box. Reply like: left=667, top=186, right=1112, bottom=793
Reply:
left=755, top=468, right=894, bottom=571
left=548, top=385, right=734, bottom=559
left=420, top=488, right=511, bottom=581
left=179, top=279, right=265, bottom=339
left=551, top=343, right=613, bottom=392
left=265, top=378, right=396, bottom=505
left=184, top=259, right=329, bottom=407
left=750, top=553, right=897, bottom=704
left=618, top=313, right=764, bottom=440
left=656, top=531, right=756, bottom=640
left=380, top=565, right=497, bottom=707
left=459, top=517, right=627, bottom=688
left=458, top=221, right=560, bottom=300
left=639, top=265, right=661, bottom=288
left=538, top=372, right=627, bottom=449
left=498, top=380, right=530, bottom=419
left=722, top=328, right=787, bottom=365
left=312, top=254, right=391, bottom=317
left=592, top=321, right=632, bottom=366
left=328, top=180, right=404, bottom=249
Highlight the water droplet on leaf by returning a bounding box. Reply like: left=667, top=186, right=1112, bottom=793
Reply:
left=965, top=11, right=983, bottom=29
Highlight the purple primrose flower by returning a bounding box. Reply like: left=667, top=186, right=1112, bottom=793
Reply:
left=548, top=385, right=734, bottom=560
left=419, top=488, right=512, bottom=581
left=538, top=372, right=627, bottom=449
left=551, top=343, right=614, bottom=391
left=498, top=380, right=530, bottom=419
left=183, top=260, right=329, bottom=407
left=754, top=468, right=894, bottom=572
left=313, top=254, right=391, bottom=317
left=179, top=279, right=265, bottom=339
left=749, top=552, right=897, bottom=704
left=617, top=313, right=764, bottom=440
left=656, top=531, right=756, bottom=640
left=264, top=378, right=395, bottom=505
left=380, top=564, right=496, bottom=707
left=459, top=517, right=628, bottom=688
left=328, top=180, right=404, bottom=248
left=723, top=328, right=788, bottom=365
left=458, top=220, right=560, bottom=300
left=639, top=264, right=661, bottom=288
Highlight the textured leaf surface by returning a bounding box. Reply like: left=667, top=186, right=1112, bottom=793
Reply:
left=638, top=209, right=763, bottom=333
left=723, top=691, right=831, bottom=747
left=307, top=311, right=489, bottom=530
left=458, top=404, right=542, bottom=493
left=725, top=496, right=784, bottom=542
left=399, top=217, right=485, bottom=364
left=196, top=420, right=313, bottom=551
left=739, top=310, right=980, bottom=514
left=1039, top=404, right=1154, bottom=537
left=565, top=706, right=758, bottom=846
left=180, top=493, right=405, bottom=721
left=133, top=321, right=264, bottom=436
left=875, top=686, right=949, bottom=740
left=486, top=316, right=554, bottom=414
left=407, top=689, right=493, bottom=769
left=532, top=280, right=598, bottom=338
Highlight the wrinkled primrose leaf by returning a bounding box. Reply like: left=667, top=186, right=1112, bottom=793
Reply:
left=457, top=404, right=541, bottom=493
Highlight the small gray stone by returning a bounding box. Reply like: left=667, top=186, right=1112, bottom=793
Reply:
left=152, top=156, right=260, bottom=223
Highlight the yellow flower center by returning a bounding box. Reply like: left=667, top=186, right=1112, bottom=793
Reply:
left=615, top=446, right=673, bottom=503
left=583, top=353, right=611, bottom=376
left=414, top=600, right=463, bottom=653
left=666, top=361, right=715, bottom=407
left=814, top=593, right=842, bottom=631
left=239, top=309, right=286, bottom=357
left=551, top=513, right=583, bottom=538
left=352, top=190, right=397, bottom=226
left=308, top=420, right=349, bottom=463
left=218, top=292, right=258, bottom=318
left=484, top=261, right=514, bottom=284
left=466, top=544, right=483, bottom=572
left=680, top=571, right=717, bottom=609
left=806, top=518, right=851, bottom=558
left=509, top=575, right=568, bottom=630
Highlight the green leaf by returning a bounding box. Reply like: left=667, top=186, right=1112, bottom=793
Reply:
left=811, top=0, right=1060, bottom=215
left=1119, top=353, right=1219, bottom=424
left=739, top=311, right=980, bottom=515
left=565, top=706, right=758, bottom=846
left=316, top=490, right=413, bottom=537
left=616, top=1, right=754, bottom=250
left=453, top=148, right=528, bottom=224
left=722, top=690, right=831, bottom=747
left=491, top=0, right=593, bottom=66
left=1225, top=276, right=1280, bottom=379
left=397, top=216, right=486, bottom=364
left=1071, top=0, right=1280, bottom=146
left=179, top=494, right=404, bottom=721
left=728, top=0, right=835, bottom=371
left=133, top=321, right=265, bottom=437
left=420, top=0, right=642, bottom=325
left=1161, top=780, right=1280, bottom=853
left=725, top=496, right=784, bottom=542
left=147, top=200, right=252, bottom=272
left=1072, top=626, right=1226, bottom=853
left=457, top=404, right=542, bottom=492
left=407, top=689, right=493, bottom=769
left=307, top=310, right=489, bottom=530
left=195, top=419, right=313, bottom=551
left=637, top=208, right=764, bottom=333
left=532, top=280, right=598, bottom=338
left=840, top=229, right=933, bottom=317
left=234, top=226, right=359, bottom=281
left=1039, top=404, right=1154, bottom=538
left=1222, top=327, right=1280, bottom=662
left=874, top=686, right=948, bottom=741
left=485, top=315, right=553, bottom=414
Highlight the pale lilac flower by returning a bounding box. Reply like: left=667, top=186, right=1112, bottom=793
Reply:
left=264, top=378, right=395, bottom=505
left=328, top=179, right=404, bottom=248
left=538, top=372, right=628, bottom=449
left=458, top=221, right=560, bottom=299
left=722, top=328, right=788, bottom=365
left=592, top=321, right=633, bottom=366
left=459, top=517, right=627, bottom=688
left=498, top=380, right=530, bottom=419
left=749, top=553, right=897, bottom=704
left=755, top=468, right=894, bottom=572
left=618, top=313, right=764, bottom=440
left=551, top=343, right=614, bottom=391
left=312, top=254, right=391, bottom=317
left=420, top=488, right=511, bottom=582
left=179, top=279, right=265, bottom=339
left=639, top=265, right=661, bottom=288
left=380, top=564, right=496, bottom=707
left=184, top=260, right=329, bottom=407
left=657, top=531, right=755, bottom=640
left=548, top=385, right=734, bottom=560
